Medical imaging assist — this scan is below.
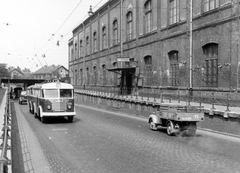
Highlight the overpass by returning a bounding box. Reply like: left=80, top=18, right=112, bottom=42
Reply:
left=1, top=78, right=45, bottom=89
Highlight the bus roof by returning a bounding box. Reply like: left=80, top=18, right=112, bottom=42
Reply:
left=28, top=82, right=74, bottom=90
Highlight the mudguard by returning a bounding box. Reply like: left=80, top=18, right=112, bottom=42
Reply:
left=149, top=113, right=161, bottom=124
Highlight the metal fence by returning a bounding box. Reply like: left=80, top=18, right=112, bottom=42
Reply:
left=0, top=92, right=11, bottom=173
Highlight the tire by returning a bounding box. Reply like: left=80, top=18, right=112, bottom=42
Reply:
left=41, top=116, right=47, bottom=123
left=187, top=123, right=197, bottom=136
left=149, top=118, right=157, bottom=131
left=166, top=121, right=174, bottom=136
left=68, top=116, right=73, bottom=123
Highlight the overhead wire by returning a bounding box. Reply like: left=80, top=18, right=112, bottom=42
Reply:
left=43, top=0, right=108, bottom=55
left=34, top=0, right=84, bottom=66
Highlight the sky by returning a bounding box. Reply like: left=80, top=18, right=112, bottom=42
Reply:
left=0, top=0, right=108, bottom=72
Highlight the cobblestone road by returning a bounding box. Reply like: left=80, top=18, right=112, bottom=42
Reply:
left=16, top=102, right=240, bottom=173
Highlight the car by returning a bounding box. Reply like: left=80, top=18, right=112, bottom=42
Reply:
left=19, top=91, right=27, bottom=105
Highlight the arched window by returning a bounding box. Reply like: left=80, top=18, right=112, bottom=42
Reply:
left=86, top=36, right=90, bottom=55
left=113, top=20, right=118, bottom=45
left=102, top=26, right=107, bottom=49
left=144, top=56, right=152, bottom=86
left=168, top=51, right=179, bottom=86
left=74, top=43, right=78, bottom=60
left=79, top=40, right=83, bottom=57
left=79, top=69, right=83, bottom=85
left=169, top=0, right=179, bottom=25
left=113, top=62, right=117, bottom=85
left=144, top=0, right=152, bottom=34
left=75, top=69, right=78, bottom=85
left=126, top=11, right=133, bottom=40
left=93, top=66, right=98, bottom=86
left=203, top=43, right=218, bottom=87
left=86, top=67, right=89, bottom=85
left=93, top=32, right=97, bottom=52
left=102, top=64, right=107, bottom=85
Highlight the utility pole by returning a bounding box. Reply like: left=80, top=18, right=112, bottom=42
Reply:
left=237, top=0, right=240, bottom=90
left=120, top=0, right=123, bottom=58
left=189, top=0, right=193, bottom=90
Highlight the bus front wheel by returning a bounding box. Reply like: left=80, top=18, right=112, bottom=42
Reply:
left=67, top=116, right=73, bottom=123
left=41, top=116, right=47, bottom=123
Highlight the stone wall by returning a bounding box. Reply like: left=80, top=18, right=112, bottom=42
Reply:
left=75, top=91, right=240, bottom=137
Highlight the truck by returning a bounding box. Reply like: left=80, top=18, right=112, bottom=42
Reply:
left=148, top=103, right=204, bottom=136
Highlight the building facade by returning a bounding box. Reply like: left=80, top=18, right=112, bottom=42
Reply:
left=33, top=65, right=69, bottom=81
left=10, top=69, right=25, bottom=79
left=69, top=0, right=240, bottom=95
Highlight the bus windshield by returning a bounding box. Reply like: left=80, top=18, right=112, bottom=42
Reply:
left=60, top=89, right=73, bottom=98
left=44, top=89, right=58, bottom=98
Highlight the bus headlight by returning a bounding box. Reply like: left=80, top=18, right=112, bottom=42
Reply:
left=47, top=105, right=51, bottom=110
left=67, top=102, right=72, bottom=109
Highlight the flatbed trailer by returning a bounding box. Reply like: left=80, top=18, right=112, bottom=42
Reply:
left=148, top=103, right=204, bottom=136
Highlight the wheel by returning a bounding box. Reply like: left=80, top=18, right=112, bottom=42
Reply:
left=149, top=118, right=157, bottom=131
left=166, top=121, right=174, bottom=136
left=187, top=123, right=197, bottom=136
left=68, top=116, right=73, bottom=123
left=41, top=116, right=47, bottom=123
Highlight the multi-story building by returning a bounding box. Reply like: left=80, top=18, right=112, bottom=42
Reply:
left=69, top=0, right=239, bottom=95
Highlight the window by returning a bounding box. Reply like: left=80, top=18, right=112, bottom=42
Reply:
left=144, top=56, right=152, bottom=86
left=80, top=40, right=83, bottom=57
left=93, top=66, right=98, bottom=85
left=86, top=67, right=89, bottom=85
left=44, top=89, right=58, bottom=98
left=102, top=26, right=107, bottom=49
left=113, top=20, right=118, bottom=45
left=168, top=51, right=179, bottom=86
left=71, top=48, right=73, bottom=61
left=102, top=64, right=107, bottom=85
left=126, top=11, right=133, bottom=40
left=93, top=32, right=97, bottom=52
left=144, top=0, right=152, bottom=33
left=204, top=0, right=219, bottom=12
left=75, top=69, right=78, bottom=85
left=203, top=43, right=218, bottom=87
left=113, top=62, right=117, bottom=85
left=60, top=89, right=73, bottom=98
left=169, top=0, right=179, bottom=25
left=86, top=36, right=90, bottom=55
left=79, top=69, right=83, bottom=85
left=74, top=43, right=78, bottom=60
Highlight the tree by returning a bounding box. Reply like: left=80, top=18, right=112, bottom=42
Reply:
left=22, top=68, right=31, bottom=73
left=0, top=63, right=10, bottom=78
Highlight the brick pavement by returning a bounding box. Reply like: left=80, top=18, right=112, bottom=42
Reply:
left=1, top=89, right=240, bottom=172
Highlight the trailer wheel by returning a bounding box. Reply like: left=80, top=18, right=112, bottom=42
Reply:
left=149, top=118, right=158, bottom=131
left=187, top=123, right=197, bottom=136
left=166, top=121, right=174, bottom=136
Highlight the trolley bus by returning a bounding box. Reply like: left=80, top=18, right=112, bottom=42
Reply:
left=27, top=81, right=76, bottom=123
